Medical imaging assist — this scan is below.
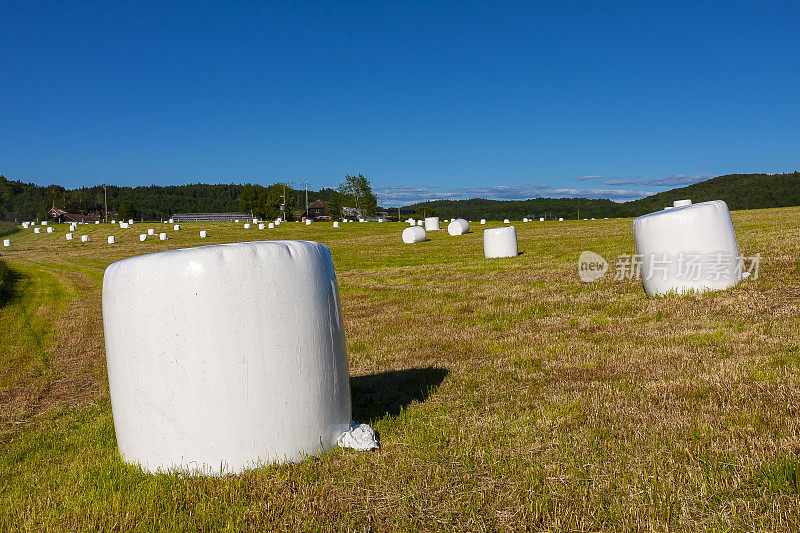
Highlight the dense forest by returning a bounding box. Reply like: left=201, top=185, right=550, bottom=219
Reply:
left=1, top=172, right=798, bottom=221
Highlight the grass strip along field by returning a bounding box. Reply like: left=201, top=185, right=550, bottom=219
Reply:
left=1, top=209, right=800, bottom=531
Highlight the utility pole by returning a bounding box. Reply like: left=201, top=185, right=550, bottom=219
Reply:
left=103, top=184, right=108, bottom=222
left=304, top=180, right=309, bottom=220
left=281, top=183, right=286, bottom=221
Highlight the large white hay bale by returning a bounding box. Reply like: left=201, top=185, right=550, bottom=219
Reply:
left=402, top=226, right=426, bottom=243
left=139, top=234, right=147, bottom=242
left=108, top=236, right=116, bottom=244
left=258, top=223, right=265, bottom=230
left=503, top=219, right=510, bottom=224
left=424, top=217, right=440, bottom=231
left=159, top=233, right=168, bottom=241
left=268, top=223, right=274, bottom=229
left=102, top=241, right=351, bottom=474
left=333, top=221, right=339, bottom=228
left=633, top=200, right=741, bottom=296
left=480, top=219, right=486, bottom=225
left=244, top=223, right=251, bottom=229
left=199, top=231, right=207, bottom=238
left=484, top=226, right=518, bottom=258
left=34, top=227, right=41, bottom=234
left=3, top=239, right=10, bottom=247
left=174, top=225, right=181, bottom=231
left=147, top=228, right=155, bottom=236
left=47, top=227, right=54, bottom=233
left=305, top=219, right=312, bottom=226
left=539, top=217, right=545, bottom=222
left=447, top=219, right=469, bottom=236
left=81, top=235, right=90, bottom=242
left=673, top=199, right=692, bottom=208
left=66, top=233, right=74, bottom=241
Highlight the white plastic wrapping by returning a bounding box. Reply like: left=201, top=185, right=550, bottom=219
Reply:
left=102, top=241, right=352, bottom=474
left=47, top=227, right=54, bottom=233
left=244, top=223, right=251, bottom=229
left=447, top=219, right=469, bottom=236
left=305, top=219, right=312, bottom=225
left=268, top=223, right=274, bottom=229
left=480, top=219, right=486, bottom=225
left=633, top=200, right=742, bottom=296
left=66, top=233, right=73, bottom=241
left=402, top=226, right=426, bottom=243
left=81, top=235, right=89, bottom=242
left=333, top=222, right=339, bottom=228
left=159, top=233, right=168, bottom=241
left=484, top=226, right=518, bottom=258
left=199, top=231, right=207, bottom=238
left=174, top=225, right=181, bottom=231
left=108, top=236, right=116, bottom=244
left=424, top=217, right=440, bottom=231
left=34, top=228, right=41, bottom=234
left=2, top=239, right=10, bottom=247
left=139, top=234, right=147, bottom=242
left=503, top=219, right=510, bottom=224
left=416, top=220, right=424, bottom=226
left=147, top=229, right=155, bottom=236
left=258, top=223, right=265, bottom=230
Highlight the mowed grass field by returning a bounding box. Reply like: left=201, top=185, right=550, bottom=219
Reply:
left=1, top=208, right=800, bottom=531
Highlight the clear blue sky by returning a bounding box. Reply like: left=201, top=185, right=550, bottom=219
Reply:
left=1, top=1, right=799, bottom=204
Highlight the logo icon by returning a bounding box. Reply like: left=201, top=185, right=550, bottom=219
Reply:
left=578, top=251, right=608, bottom=282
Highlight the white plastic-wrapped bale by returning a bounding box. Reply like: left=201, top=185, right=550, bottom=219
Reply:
left=424, top=217, right=440, bottom=231
left=503, top=219, right=510, bottom=224
left=174, top=225, right=181, bottom=231
left=416, top=220, right=424, bottom=226
left=633, top=199, right=742, bottom=296
left=159, top=233, right=168, bottom=241
left=244, top=223, right=251, bottom=229
left=148, top=228, right=155, bottom=236
left=102, top=241, right=351, bottom=474
left=42, top=221, right=48, bottom=226
left=200, top=231, right=207, bottom=238
left=268, top=223, right=274, bottom=229
left=539, top=217, right=545, bottom=222
left=47, top=227, right=54, bottom=233
left=22, top=222, right=30, bottom=228
left=333, top=222, right=339, bottom=228
left=235, top=219, right=240, bottom=223
left=558, top=217, right=564, bottom=221
left=81, top=235, right=90, bottom=242
left=258, top=223, right=265, bottom=230
left=3, top=239, right=10, bottom=247
left=128, top=219, right=134, bottom=224
left=447, top=219, right=469, bottom=236
left=140, top=234, right=147, bottom=242
left=673, top=199, right=692, bottom=208
left=253, top=218, right=258, bottom=224
left=66, top=233, right=74, bottom=241
left=402, top=226, right=426, bottom=243
left=95, top=221, right=100, bottom=224
left=34, top=227, right=41, bottom=234
left=484, top=226, right=518, bottom=258
left=108, top=236, right=116, bottom=244
left=480, top=219, right=486, bottom=225
left=523, top=218, right=528, bottom=222
left=305, top=219, right=312, bottom=225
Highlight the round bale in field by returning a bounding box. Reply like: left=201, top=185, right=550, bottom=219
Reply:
left=424, top=217, right=440, bottom=231
left=447, top=219, right=469, bottom=236
left=66, top=233, right=73, bottom=241
left=402, top=226, right=426, bottom=243
left=108, top=236, right=116, bottom=244
left=159, top=233, right=168, bottom=241
left=102, top=241, right=352, bottom=474
left=200, top=230, right=207, bottom=238
left=484, top=226, right=518, bottom=258
left=633, top=199, right=741, bottom=296
left=3, top=239, right=10, bottom=247
left=81, top=235, right=90, bottom=242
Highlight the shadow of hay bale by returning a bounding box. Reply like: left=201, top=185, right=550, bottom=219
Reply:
left=350, top=367, right=448, bottom=423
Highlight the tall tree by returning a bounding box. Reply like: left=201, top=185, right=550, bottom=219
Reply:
left=338, top=173, right=377, bottom=217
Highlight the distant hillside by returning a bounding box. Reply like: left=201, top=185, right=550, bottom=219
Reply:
left=2, top=171, right=798, bottom=221
left=405, top=172, right=800, bottom=219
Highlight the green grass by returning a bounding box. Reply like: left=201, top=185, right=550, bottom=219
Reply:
left=1, top=210, right=800, bottom=530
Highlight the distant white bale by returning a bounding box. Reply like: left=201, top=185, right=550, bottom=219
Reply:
left=34, top=227, right=41, bottom=234
left=253, top=218, right=258, bottom=224
left=199, top=231, right=207, bottom=238
left=95, top=221, right=100, bottom=224
left=173, top=225, right=181, bottom=231
left=128, top=219, right=134, bottom=224
left=140, top=234, right=147, bottom=242
left=484, top=226, right=518, bottom=259
left=168, top=219, right=174, bottom=224
left=268, top=223, right=274, bottom=229
left=523, top=218, right=528, bottom=222
left=101, top=241, right=351, bottom=474
left=424, top=217, right=440, bottom=231
left=591, top=218, right=595, bottom=220
left=333, top=221, right=339, bottom=228
left=583, top=218, right=588, bottom=220
left=244, top=223, right=251, bottom=229
left=503, top=219, right=510, bottom=224
left=235, top=219, right=240, bottom=223
left=147, top=228, right=155, bottom=235
left=539, top=217, right=545, bottom=222
left=480, top=219, right=486, bottom=225
left=112, top=220, right=116, bottom=224
left=81, top=235, right=90, bottom=242
left=305, top=219, right=312, bottom=225
left=558, top=217, right=564, bottom=221
left=634, top=199, right=741, bottom=296
left=416, top=220, right=423, bottom=226
left=447, top=219, right=469, bottom=236
left=47, top=227, right=54, bottom=233
left=406, top=218, right=415, bottom=224
left=159, top=233, right=168, bottom=241
left=22, top=222, right=30, bottom=228
left=3, top=239, right=10, bottom=247
left=258, top=223, right=265, bottom=230
left=42, top=221, right=48, bottom=226
left=108, top=236, right=116, bottom=244
left=359, top=218, right=365, bottom=223
left=673, top=199, right=692, bottom=208
left=66, top=233, right=74, bottom=241
left=402, top=226, right=426, bottom=243
left=378, top=218, right=384, bottom=223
